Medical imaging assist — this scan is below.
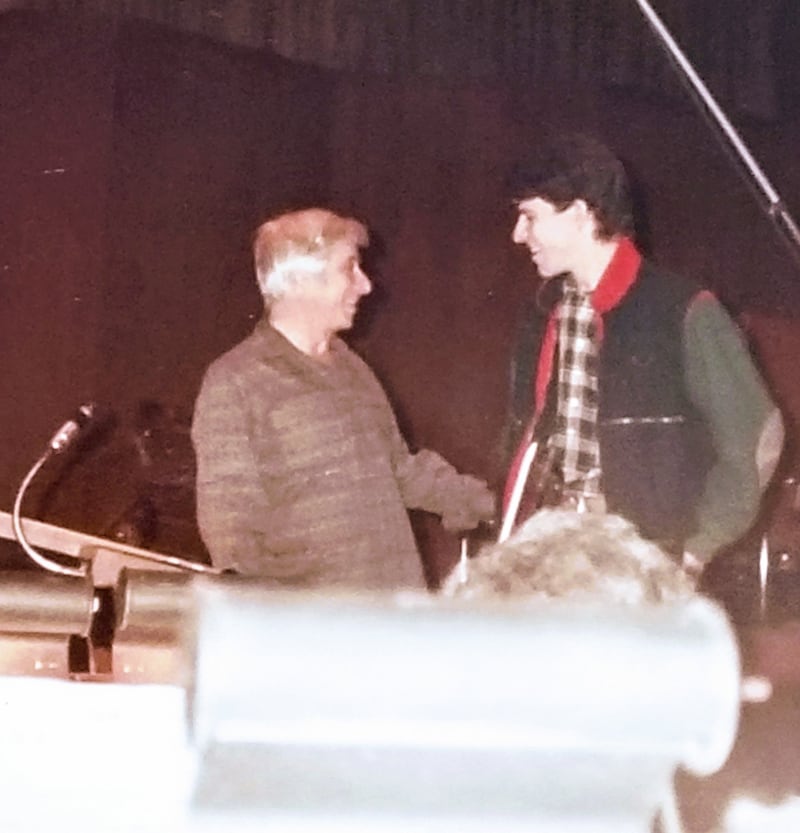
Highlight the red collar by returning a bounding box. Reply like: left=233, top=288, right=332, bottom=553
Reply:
left=590, top=236, right=642, bottom=313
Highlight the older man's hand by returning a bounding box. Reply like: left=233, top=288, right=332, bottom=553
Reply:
left=441, top=477, right=496, bottom=533
left=681, top=550, right=705, bottom=583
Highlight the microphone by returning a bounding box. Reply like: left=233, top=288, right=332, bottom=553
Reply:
left=12, top=402, right=99, bottom=576
left=47, top=402, right=97, bottom=454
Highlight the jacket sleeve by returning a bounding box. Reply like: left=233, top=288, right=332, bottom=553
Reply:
left=682, top=294, right=784, bottom=560
left=496, top=301, right=543, bottom=482
left=393, top=447, right=496, bottom=532
left=191, top=363, right=267, bottom=573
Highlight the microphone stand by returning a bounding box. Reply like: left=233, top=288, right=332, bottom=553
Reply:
left=632, top=0, right=800, bottom=269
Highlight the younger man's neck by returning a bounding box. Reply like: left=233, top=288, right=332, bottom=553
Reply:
left=570, top=237, right=621, bottom=293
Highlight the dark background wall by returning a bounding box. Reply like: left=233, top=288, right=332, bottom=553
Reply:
left=1, top=8, right=800, bottom=583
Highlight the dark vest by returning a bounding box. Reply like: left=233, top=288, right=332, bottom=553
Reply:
left=507, top=262, right=712, bottom=546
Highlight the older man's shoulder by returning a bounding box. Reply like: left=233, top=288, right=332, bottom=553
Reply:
left=204, top=323, right=284, bottom=376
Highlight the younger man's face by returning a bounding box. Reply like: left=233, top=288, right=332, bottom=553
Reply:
left=511, top=196, right=583, bottom=280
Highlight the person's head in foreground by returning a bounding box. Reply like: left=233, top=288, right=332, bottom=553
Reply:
left=443, top=508, right=694, bottom=604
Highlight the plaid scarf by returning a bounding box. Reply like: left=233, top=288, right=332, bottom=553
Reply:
left=549, top=282, right=602, bottom=492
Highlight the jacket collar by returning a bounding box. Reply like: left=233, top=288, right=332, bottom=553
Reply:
left=589, top=236, right=642, bottom=314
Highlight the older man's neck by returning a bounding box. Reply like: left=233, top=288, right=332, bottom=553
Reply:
left=269, top=307, right=333, bottom=359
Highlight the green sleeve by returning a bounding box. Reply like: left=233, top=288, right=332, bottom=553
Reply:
left=682, top=294, right=783, bottom=559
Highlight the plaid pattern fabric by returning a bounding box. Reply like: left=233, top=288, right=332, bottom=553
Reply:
left=549, top=282, right=602, bottom=492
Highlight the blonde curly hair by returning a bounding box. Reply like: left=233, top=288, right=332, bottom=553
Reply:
left=444, top=509, right=693, bottom=605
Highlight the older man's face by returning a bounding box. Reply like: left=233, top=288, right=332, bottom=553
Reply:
left=302, top=240, right=372, bottom=334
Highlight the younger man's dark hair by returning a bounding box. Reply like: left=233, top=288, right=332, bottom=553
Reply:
left=508, top=133, right=634, bottom=240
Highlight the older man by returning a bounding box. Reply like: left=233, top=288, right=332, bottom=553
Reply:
left=192, top=207, right=494, bottom=589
